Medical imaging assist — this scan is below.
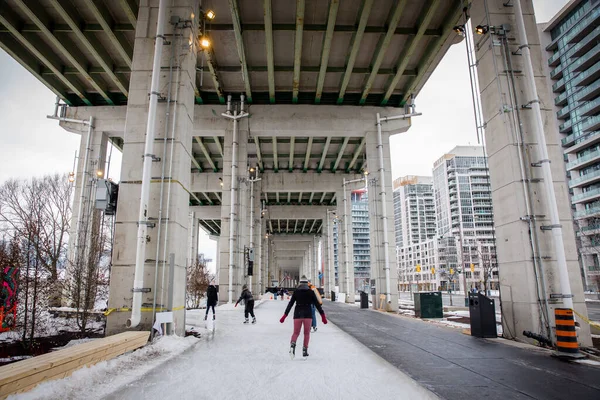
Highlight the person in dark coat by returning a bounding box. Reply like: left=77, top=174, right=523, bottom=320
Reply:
left=235, top=284, right=256, bottom=324
left=204, top=284, right=218, bottom=320
left=279, top=275, right=327, bottom=358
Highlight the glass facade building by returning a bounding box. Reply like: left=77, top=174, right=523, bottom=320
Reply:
left=542, top=0, right=600, bottom=291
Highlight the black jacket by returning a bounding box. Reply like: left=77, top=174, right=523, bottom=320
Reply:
left=284, top=283, right=324, bottom=319
left=236, top=288, right=254, bottom=305
left=206, top=285, right=218, bottom=306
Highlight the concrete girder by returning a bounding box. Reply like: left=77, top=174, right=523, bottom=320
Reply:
left=308, top=192, right=315, bottom=203
left=289, top=136, right=295, bottom=171
left=208, top=23, right=442, bottom=36
left=204, top=48, right=225, bottom=104
left=315, top=0, right=339, bottom=104
left=190, top=206, right=221, bottom=219
left=292, top=0, right=305, bottom=103
left=359, top=0, right=407, bottom=104
left=273, top=136, right=279, bottom=172
left=347, top=137, right=366, bottom=172
left=0, top=23, right=135, bottom=33
left=337, top=0, right=373, bottom=104
left=304, top=137, right=313, bottom=172
left=118, top=0, right=137, bottom=29
left=60, top=106, right=127, bottom=135
left=319, top=192, right=327, bottom=204
left=400, top=0, right=466, bottom=105
left=13, top=0, right=112, bottom=104
left=298, top=192, right=303, bottom=203
left=266, top=206, right=330, bottom=219
left=194, top=137, right=217, bottom=172
left=0, top=7, right=91, bottom=105
left=381, top=0, right=440, bottom=105
left=49, top=0, right=129, bottom=96
left=214, top=136, right=224, bottom=157
left=253, top=136, right=264, bottom=171
left=318, top=137, right=332, bottom=172
left=287, top=192, right=291, bottom=204
left=82, top=0, right=133, bottom=68
left=263, top=0, right=275, bottom=103
left=259, top=171, right=363, bottom=192
left=190, top=172, right=222, bottom=192
left=332, top=137, right=350, bottom=172
left=228, top=0, right=252, bottom=102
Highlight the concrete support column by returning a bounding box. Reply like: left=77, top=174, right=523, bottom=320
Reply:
left=337, top=190, right=355, bottom=301
left=471, top=0, right=590, bottom=345
left=365, top=131, right=398, bottom=311
left=107, top=0, right=197, bottom=335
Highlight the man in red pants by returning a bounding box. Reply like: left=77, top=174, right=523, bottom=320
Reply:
left=279, top=275, right=327, bottom=359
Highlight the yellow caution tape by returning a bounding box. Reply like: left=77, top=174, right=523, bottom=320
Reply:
left=573, top=309, right=600, bottom=329
left=104, top=306, right=186, bottom=316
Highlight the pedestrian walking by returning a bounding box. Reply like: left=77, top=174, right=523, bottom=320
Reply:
left=204, top=283, right=218, bottom=321
left=235, top=284, right=256, bottom=324
left=279, top=275, right=327, bottom=359
left=308, top=280, right=322, bottom=332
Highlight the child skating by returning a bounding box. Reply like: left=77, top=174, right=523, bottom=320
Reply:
left=235, top=284, right=256, bottom=324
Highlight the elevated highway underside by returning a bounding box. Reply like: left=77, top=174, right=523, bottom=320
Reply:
left=0, top=0, right=592, bottom=348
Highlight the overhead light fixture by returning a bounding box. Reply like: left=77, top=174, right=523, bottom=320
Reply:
left=219, top=177, right=223, bottom=187
left=475, top=25, right=489, bottom=35
left=96, top=170, right=103, bottom=177
left=191, top=12, right=195, bottom=20
left=199, top=36, right=211, bottom=49
left=363, top=170, right=369, bottom=176
left=453, top=25, right=465, bottom=35
left=68, top=172, right=75, bottom=183
left=205, top=10, right=216, bottom=20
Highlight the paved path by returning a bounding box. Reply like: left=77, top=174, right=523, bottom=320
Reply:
left=326, top=301, right=600, bottom=400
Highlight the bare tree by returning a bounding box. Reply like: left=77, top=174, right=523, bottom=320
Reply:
left=0, top=175, right=72, bottom=307
left=186, top=256, right=212, bottom=309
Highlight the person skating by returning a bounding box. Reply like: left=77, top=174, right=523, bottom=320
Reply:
left=308, top=280, right=322, bottom=332
left=204, top=283, right=218, bottom=321
left=279, top=275, right=327, bottom=359
left=235, top=284, right=256, bottom=324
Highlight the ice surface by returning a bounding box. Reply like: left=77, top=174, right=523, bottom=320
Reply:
left=10, top=300, right=437, bottom=400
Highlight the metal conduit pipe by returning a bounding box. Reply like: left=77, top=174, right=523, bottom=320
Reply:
left=498, top=31, right=552, bottom=338
left=514, top=0, right=573, bottom=310
left=375, top=113, right=392, bottom=304
left=128, top=0, right=168, bottom=328
left=151, top=18, right=178, bottom=338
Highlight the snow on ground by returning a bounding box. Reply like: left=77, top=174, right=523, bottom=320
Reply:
left=15, top=299, right=439, bottom=400
left=10, top=335, right=200, bottom=400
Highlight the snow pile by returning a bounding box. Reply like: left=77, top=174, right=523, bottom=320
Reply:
left=10, top=335, right=199, bottom=400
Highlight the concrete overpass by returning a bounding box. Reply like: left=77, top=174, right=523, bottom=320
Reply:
left=0, top=0, right=592, bottom=348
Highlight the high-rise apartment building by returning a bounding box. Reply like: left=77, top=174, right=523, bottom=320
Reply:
left=540, top=0, right=600, bottom=291
left=431, top=146, right=498, bottom=292
left=393, top=176, right=436, bottom=248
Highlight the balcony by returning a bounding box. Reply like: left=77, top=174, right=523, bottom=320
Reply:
left=566, top=9, right=600, bottom=44
left=582, top=115, right=600, bottom=132
left=572, top=25, right=600, bottom=58
left=557, top=103, right=573, bottom=120
left=555, top=91, right=569, bottom=106
left=564, top=130, right=600, bottom=154
left=566, top=149, right=600, bottom=170
left=548, top=50, right=562, bottom=67
left=581, top=98, right=600, bottom=117
left=553, top=77, right=566, bottom=93
left=569, top=168, right=600, bottom=188
left=579, top=224, right=600, bottom=235
left=574, top=62, right=600, bottom=87
left=550, top=64, right=564, bottom=80
left=574, top=205, right=600, bottom=219
left=573, top=43, right=600, bottom=73
left=572, top=187, right=600, bottom=204
left=559, top=119, right=574, bottom=134
left=576, top=78, right=600, bottom=102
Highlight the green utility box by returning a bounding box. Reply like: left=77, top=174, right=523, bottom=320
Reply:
left=414, top=292, right=443, bottom=318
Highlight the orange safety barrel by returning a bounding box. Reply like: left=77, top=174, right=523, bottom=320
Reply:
left=554, top=308, right=579, bottom=354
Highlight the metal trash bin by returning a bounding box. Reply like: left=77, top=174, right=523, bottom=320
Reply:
left=414, top=292, right=443, bottom=318
left=331, top=291, right=336, bottom=302
left=360, top=291, right=368, bottom=309
left=468, top=292, right=497, bottom=338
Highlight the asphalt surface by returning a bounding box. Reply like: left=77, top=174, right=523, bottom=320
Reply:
left=326, top=301, right=600, bottom=400
left=399, top=291, right=501, bottom=313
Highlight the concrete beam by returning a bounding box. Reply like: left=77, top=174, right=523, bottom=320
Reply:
left=61, top=106, right=127, bottom=135
left=193, top=105, right=410, bottom=137
left=189, top=206, right=221, bottom=219
left=292, top=0, right=305, bottom=103
left=260, top=171, right=362, bottom=192
left=315, top=0, right=339, bottom=103
left=228, top=0, right=252, bottom=101
left=190, top=172, right=222, bottom=192
left=263, top=0, right=275, bottom=103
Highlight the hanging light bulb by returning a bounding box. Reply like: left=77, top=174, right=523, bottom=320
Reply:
left=205, top=10, right=216, bottom=20
left=475, top=25, right=490, bottom=35
left=68, top=172, right=75, bottom=183
left=199, top=36, right=211, bottom=49
left=96, top=170, right=104, bottom=177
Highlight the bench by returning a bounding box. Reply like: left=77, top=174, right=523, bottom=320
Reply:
left=0, top=331, right=149, bottom=399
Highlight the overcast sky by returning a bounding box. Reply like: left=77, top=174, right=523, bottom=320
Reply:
left=0, top=0, right=569, bottom=273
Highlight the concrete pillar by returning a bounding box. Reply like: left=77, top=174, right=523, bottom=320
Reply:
left=337, top=189, right=355, bottom=302
left=365, top=131, right=398, bottom=311
left=218, top=108, right=249, bottom=302
left=471, top=0, right=591, bottom=345
left=187, top=212, right=198, bottom=267
left=107, top=0, right=197, bottom=335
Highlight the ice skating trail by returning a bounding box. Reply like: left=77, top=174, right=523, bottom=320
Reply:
left=15, top=299, right=438, bottom=400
